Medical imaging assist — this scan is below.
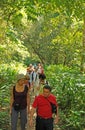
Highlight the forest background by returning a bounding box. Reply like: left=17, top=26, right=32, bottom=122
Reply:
left=0, top=0, right=85, bottom=130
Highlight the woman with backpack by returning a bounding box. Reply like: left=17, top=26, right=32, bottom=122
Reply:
left=10, top=74, right=30, bottom=130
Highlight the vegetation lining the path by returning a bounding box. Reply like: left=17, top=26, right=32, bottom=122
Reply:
left=0, top=0, right=85, bottom=129
left=0, top=64, right=85, bottom=130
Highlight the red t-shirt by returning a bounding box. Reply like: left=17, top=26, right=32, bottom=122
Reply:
left=32, top=94, right=58, bottom=118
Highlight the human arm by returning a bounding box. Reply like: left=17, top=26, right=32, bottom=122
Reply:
left=54, top=106, right=59, bottom=124
left=27, top=91, right=30, bottom=114
left=52, top=95, right=59, bottom=124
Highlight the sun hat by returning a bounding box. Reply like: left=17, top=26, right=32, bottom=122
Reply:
left=25, top=74, right=30, bottom=80
left=17, top=73, right=26, bottom=81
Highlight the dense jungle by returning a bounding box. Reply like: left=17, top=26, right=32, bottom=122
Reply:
left=0, top=0, right=85, bottom=130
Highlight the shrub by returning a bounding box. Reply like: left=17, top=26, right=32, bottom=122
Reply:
left=45, top=64, right=85, bottom=130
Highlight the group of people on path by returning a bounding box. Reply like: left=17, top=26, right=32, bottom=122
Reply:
left=26, top=63, right=46, bottom=96
left=10, top=63, right=59, bottom=130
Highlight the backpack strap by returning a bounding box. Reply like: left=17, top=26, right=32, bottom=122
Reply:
left=45, top=98, right=57, bottom=114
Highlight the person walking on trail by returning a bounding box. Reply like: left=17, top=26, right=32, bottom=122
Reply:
left=38, top=73, right=46, bottom=95
left=32, top=66, right=40, bottom=95
left=29, top=85, right=59, bottom=130
left=37, top=63, right=44, bottom=75
left=10, top=74, right=30, bottom=130
left=26, top=66, right=34, bottom=89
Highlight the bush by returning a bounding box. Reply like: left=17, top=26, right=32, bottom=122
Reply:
left=0, top=65, right=17, bottom=107
left=0, top=64, right=18, bottom=129
left=45, top=64, right=85, bottom=130
left=0, top=111, right=10, bottom=130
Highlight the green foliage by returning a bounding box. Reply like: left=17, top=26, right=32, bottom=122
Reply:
left=0, top=111, right=10, bottom=130
left=0, top=64, right=17, bottom=107
left=0, top=0, right=85, bottom=71
left=23, top=10, right=83, bottom=66
left=45, top=64, right=85, bottom=130
left=24, top=56, right=40, bottom=66
left=0, top=0, right=85, bottom=129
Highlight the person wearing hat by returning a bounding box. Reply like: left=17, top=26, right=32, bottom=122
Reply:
left=10, top=74, right=30, bottom=130
left=24, top=74, right=31, bottom=90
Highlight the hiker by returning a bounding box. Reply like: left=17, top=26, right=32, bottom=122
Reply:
left=10, top=74, right=30, bottom=130
left=26, top=66, right=34, bottom=89
left=32, top=66, right=40, bottom=95
left=33, top=72, right=46, bottom=96
left=38, top=73, right=46, bottom=94
left=37, top=63, right=44, bottom=75
left=29, top=85, right=59, bottom=130
left=24, top=75, right=31, bottom=89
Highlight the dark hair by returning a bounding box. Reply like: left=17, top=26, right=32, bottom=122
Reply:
left=39, top=74, right=46, bottom=80
left=43, top=85, right=52, bottom=92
